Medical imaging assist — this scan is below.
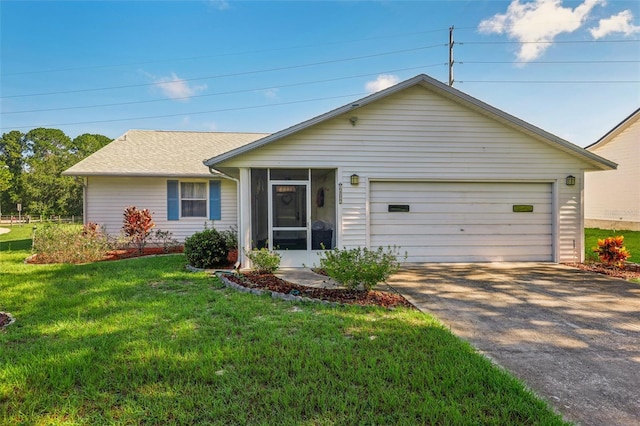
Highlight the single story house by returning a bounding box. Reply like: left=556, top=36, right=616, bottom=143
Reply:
left=65, top=74, right=615, bottom=267
left=584, top=108, right=640, bottom=231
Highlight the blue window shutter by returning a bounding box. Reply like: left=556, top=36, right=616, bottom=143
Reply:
left=167, top=180, right=179, bottom=220
left=209, top=180, right=221, bottom=220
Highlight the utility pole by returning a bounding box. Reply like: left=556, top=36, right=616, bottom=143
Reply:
left=448, top=26, right=454, bottom=87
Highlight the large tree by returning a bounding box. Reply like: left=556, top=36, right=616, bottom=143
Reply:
left=0, top=130, right=27, bottom=213
left=0, top=128, right=111, bottom=216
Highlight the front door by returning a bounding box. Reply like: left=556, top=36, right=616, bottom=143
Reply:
left=270, top=183, right=309, bottom=250
left=250, top=168, right=336, bottom=267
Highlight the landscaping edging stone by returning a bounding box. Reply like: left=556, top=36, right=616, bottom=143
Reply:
left=215, top=272, right=339, bottom=307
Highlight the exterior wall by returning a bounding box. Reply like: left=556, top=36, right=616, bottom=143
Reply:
left=585, top=118, right=640, bottom=230
left=85, top=176, right=237, bottom=241
left=220, top=85, right=588, bottom=263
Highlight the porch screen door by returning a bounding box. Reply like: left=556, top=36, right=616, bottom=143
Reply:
left=270, top=183, right=309, bottom=250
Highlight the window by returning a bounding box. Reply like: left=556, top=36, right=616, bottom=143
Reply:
left=181, top=182, right=207, bottom=217
left=167, top=180, right=220, bottom=221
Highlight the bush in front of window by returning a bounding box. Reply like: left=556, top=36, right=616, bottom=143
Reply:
left=184, top=228, right=229, bottom=269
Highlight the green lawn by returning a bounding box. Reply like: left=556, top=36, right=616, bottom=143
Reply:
left=585, top=228, right=640, bottom=263
left=0, top=226, right=567, bottom=425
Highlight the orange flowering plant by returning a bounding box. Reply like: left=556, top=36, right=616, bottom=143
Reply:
left=593, top=236, right=631, bottom=268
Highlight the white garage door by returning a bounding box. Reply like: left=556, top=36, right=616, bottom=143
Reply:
left=370, top=181, right=553, bottom=262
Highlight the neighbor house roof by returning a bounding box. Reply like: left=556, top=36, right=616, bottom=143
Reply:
left=63, top=130, right=269, bottom=177
left=586, top=107, right=640, bottom=151
left=204, top=74, right=616, bottom=171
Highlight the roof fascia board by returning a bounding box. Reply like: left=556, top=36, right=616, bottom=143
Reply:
left=61, top=172, right=217, bottom=178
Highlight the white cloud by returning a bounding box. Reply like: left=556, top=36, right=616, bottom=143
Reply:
left=202, top=121, right=218, bottom=131
left=590, top=10, right=640, bottom=39
left=208, top=0, right=230, bottom=11
left=365, top=74, right=400, bottom=93
left=479, top=0, right=605, bottom=62
left=260, top=88, right=279, bottom=100
left=146, top=72, right=207, bottom=101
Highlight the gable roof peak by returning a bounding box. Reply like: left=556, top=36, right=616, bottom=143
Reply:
left=204, top=73, right=615, bottom=171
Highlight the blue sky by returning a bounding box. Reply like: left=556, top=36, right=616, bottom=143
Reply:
left=1, top=0, right=638, bottom=147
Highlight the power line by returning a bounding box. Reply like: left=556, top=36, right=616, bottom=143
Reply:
left=458, top=80, right=640, bottom=84
left=0, top=44, right=445, bottom=99
left=460, top=39, right=639, bottom=45
left=0, top=93, right=369, bottom=131
left=460, top=60, right=640, bottom=64
left=3, top=64, right=446, bottom=115
left=1, top=28, right=451, bottom=77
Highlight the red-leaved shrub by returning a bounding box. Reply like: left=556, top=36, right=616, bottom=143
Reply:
left=594, top=236, right=631, bottom=268
left=122, top=206, right=155, bottom=253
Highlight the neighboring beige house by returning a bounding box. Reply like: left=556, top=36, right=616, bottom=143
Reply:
left=65, top=74, right=615, bottom=267
left=585, top=108, right=639, bottom=231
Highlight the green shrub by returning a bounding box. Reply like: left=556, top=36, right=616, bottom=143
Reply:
left=184, top=228, right=229, bottom=268
left=594, top=236, right=631, bottom=268
left=318, top=246, right=405, bottom=292
left=220, top=226, right=238, bottom=250
left=32, top=222, right=111, bottom=264
left=244, top=248, right=281, bottom=274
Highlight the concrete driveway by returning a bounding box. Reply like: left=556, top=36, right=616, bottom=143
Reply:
left=388, top=263, right=640, bottom=426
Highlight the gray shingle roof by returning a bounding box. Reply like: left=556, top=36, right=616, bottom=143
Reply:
left=63, top=130, right=269, bottom=177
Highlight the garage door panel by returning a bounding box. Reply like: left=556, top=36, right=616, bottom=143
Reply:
left=372, top=207, right=552, bottom=216
left=374, top=192, right=551, bottom=203
left=372, top=213, right=551, bottom=225
left=370, top=181, right=553, bottom=262
left=375, top=234, right=552, bottom=246
left=371, top=224, right=551, bottom=236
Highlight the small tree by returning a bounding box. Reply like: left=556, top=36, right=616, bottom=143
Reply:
left=122, top=206, right=155, bottom=253
left=593, top=236, right=630, bottom=268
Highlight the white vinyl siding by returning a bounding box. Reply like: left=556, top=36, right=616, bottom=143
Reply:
left=370, top=181, right=553, bottom=262
left=85, top=176, right=237, bottom=241
left=222, top=85, right=586, bottom=262
left=585, top=116, right=640, bottom=229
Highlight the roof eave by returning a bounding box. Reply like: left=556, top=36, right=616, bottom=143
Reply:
left=62, top=171, right=219, bottom=178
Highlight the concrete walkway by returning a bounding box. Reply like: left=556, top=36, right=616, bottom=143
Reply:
left=0, top=228, right=10, bottom=235
left=386, top=263, right=640, bottom=426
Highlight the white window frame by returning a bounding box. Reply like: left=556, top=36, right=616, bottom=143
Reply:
left=180, top=181, right=208, bottom=218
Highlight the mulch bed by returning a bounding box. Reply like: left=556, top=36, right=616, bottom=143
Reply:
left=224, top=271, right=414, bottom=309
left=26, top=246, right=184, bottom=264
left=0, top=312, right=14, bottom=329
left=564, top=262, right=640, bottom=281
left=102, top=246, right=183, bottom=261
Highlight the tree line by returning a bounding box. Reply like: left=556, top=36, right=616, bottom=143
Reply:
left=0, top=128, right=111, bottom=217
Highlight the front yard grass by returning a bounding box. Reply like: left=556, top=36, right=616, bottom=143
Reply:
left=585, top=228, right=640, bottom=263
left=0, top=227, right=567, bottom=425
